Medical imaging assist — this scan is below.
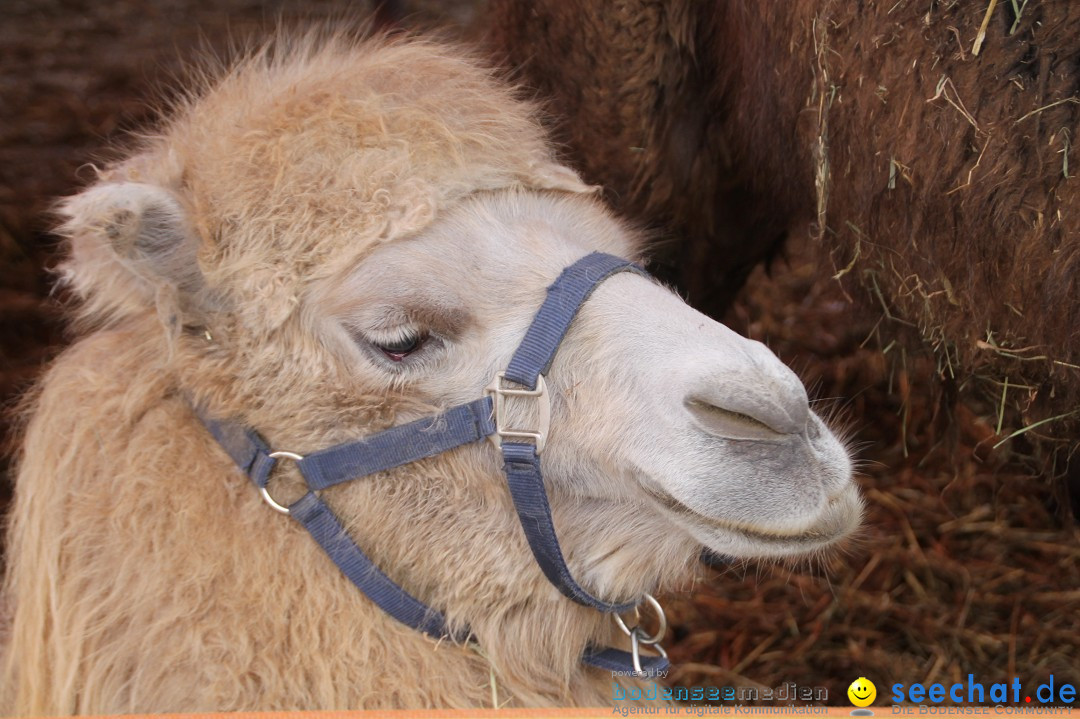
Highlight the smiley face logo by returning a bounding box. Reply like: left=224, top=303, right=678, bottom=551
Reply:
left=848, top=677, right=877, bottom=707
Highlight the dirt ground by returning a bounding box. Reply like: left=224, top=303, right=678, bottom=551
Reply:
left=0, top=0, right=1076, bottom=707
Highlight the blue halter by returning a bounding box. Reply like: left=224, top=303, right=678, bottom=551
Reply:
left=198, top=252, right=669, bottom=676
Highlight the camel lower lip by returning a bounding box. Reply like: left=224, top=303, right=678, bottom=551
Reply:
left=646, top=489, right=837, bottom=545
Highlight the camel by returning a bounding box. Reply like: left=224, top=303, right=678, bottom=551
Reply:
left=0, top=36, right=862, bottom=713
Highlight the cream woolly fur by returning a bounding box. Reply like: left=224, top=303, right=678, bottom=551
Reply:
left=1, top=35, right=860, bottom=713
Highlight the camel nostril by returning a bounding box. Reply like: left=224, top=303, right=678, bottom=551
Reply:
left=685, top=399, right=792, bottom=441
left=684, top=365, right=810, bottom=439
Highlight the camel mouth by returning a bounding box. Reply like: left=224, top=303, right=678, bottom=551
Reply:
left=643, top=487, right=858, bottom=550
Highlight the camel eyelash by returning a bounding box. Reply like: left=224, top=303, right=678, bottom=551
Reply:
left=361, top=326, right=424, bottom=349
left=346, top=324, right=445, bottom=373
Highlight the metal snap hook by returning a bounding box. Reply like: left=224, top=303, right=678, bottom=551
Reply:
left=630, top=627, right=669, bottom=675
left=261, top=450, right=304, bottom=515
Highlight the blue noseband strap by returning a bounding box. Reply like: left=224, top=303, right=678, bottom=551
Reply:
left=505, top=252, right=649, bottom=388
left=197, top=252, right=669, bottom=676
left=502, top=442, right=636, bottom=613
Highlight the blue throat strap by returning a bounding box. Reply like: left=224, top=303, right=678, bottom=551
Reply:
left=290, top=491, right=466, bottom=641
left=196, top=252, right=669, bottom=676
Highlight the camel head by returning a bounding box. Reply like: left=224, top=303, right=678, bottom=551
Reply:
left=325, top=190, right=862, bottom=570
left=56, top=38, right=861, bottom=633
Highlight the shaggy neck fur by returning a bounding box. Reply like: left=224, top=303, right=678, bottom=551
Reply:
left=3, top=315, right=664, bottom=712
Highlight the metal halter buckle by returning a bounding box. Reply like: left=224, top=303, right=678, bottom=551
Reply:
left=484, top=371, right=551, bottom=454
left=261, top=450, right=305, bottom=515
left=614, top=593, right=669, bottom=674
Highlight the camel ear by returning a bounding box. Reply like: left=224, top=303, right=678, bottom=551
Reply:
left=58, top=182, right=208, bottom=328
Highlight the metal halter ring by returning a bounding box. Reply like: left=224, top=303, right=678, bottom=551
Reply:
left=262, top=450, right=305, bottom=515
left=614, top=593, right=667, bottom=645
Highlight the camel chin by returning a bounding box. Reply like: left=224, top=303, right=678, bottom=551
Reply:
left=656, top=483, right=863, bottom=559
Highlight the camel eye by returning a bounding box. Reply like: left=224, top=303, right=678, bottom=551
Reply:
left=375, top=332, right=426, bottom=361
